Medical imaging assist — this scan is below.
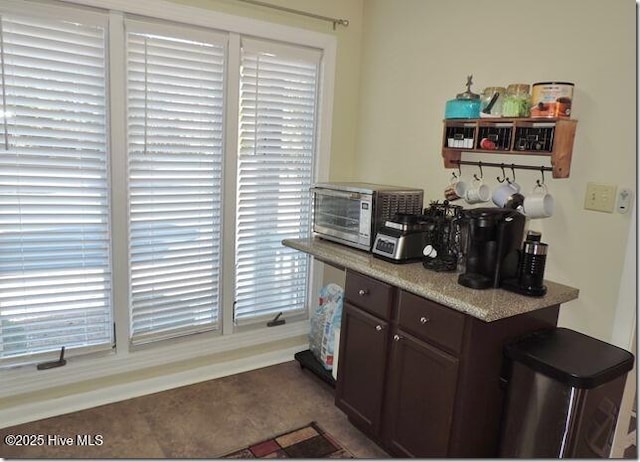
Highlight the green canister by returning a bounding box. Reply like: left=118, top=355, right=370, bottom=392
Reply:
left=502, top=84, right=530, bottom=117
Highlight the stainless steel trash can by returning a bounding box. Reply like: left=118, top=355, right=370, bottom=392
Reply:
left=499, top=328, right=634, bottom=458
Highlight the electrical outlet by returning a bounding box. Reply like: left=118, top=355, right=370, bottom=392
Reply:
left=584, top=182, right=617, bottom=213
left=617, top=188, right=633, bottom=214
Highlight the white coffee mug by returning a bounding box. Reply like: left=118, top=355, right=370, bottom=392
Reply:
left=444, top=178, right=467, bottom=201
left=492, top=181, right=521, bottom=208
left=465, top=178, right=491, bottom=204
left=524, top=183, right=554, bottom=219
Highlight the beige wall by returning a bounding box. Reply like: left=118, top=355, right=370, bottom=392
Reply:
left=170, top=0, right=364, bottom=181
left=353, top=0, right=636, bottom=342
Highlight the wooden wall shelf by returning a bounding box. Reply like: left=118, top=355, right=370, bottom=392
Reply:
left=441, top=118, right=577, bottom=178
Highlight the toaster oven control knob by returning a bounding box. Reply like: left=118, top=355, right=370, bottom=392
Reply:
left=358, top=289, right=368, bottom=296
left=375, top=325, right=383, bottom=332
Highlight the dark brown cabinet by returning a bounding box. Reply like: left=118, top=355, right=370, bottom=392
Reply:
left=335, top=302, right=389, bottom=436
left=384, top=331, right=458, bottom=457
left=336, top=269, right=561, bottom=457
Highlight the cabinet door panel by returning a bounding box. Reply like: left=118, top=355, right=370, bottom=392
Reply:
left=335, top=302, right=389, bottom=436
left=385, top=331, right=459, bottom=457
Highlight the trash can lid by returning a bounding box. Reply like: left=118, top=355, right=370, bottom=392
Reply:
left=504, top=328, right=635, bottom=389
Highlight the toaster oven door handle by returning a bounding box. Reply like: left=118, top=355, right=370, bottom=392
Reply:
left=310, top=187, right=361, bottom=200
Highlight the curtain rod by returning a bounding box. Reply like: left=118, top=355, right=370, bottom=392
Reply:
left=234, top=0, right=349, bottom=29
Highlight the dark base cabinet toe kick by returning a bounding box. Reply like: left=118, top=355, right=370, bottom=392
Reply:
left=335, top=269, right=560, bottom=458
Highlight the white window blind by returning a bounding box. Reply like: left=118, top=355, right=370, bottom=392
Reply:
left=235, top=39, right=320, bottom=324
left=0, top=12, right=113, bottom=362
left=126, top=21, right=225, bottom=344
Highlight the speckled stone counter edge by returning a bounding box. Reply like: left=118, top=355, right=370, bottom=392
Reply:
left=283, top=238, right=579, bottom=323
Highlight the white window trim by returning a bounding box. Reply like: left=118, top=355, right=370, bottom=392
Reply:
left=0, top=0, right=335, bottom=399
left=221, top=32, right=241, bottom=336
left=0, top=0, right=108, bottom=26
left=108, top=10, right=131, bottom=356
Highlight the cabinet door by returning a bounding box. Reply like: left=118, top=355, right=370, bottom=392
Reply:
left=335, top=302, right=389, bottom=437
left=384, top=331, right=459, bottom=457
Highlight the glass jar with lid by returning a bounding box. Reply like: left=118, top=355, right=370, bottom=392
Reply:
left=480, top=86, right=506, bottom=116
left=502, top=84, right=531, bottom=117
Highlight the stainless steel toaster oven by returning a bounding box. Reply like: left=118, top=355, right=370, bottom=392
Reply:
left=311, top=182, right=424, bottom=251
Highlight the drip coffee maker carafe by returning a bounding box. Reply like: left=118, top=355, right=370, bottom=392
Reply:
left=457, top=208, right=525, bottom=289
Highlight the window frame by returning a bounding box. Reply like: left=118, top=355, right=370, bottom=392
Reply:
left=0, top=1, right=114, bottom=366
left=124, top=18, right=228, bottom=345
left=0, top=0, right=335, bottom=399
left=233, top=36, right=322, bottom=327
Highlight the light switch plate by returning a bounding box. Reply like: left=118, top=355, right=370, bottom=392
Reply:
left=584, top=182, right=617, bottom=213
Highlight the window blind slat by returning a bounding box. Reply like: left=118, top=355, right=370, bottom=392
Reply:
left=234, top=39, right=319, bottom=324
left=126, top=25, right=224, bottom=344
left=131, top=290, right=215, bottom=312
left=131, top=257, right=216, bottom=274
left=0, top=13, right=113, bottom=362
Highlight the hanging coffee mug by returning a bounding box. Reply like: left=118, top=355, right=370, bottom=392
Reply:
left=492, top=181, right=521, bottom=208
left=465, top=178, right=491, bottom=204
left=524, top=183, right=554, bottom=219
left=444, top=176, right=468, bottom=201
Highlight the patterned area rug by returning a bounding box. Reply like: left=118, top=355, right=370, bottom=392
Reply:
left=221, top=422, right=354, bottom=458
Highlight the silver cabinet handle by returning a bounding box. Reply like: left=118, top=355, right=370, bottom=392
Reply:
left=375, top=325, right=383, bottom=332
left=358, top=289, right=369, bottom=296
left=310, top=187, right=361, bottom=200
left=420, top=316, right=430, bottom=324
left=393, top=334, right=401, bottom=342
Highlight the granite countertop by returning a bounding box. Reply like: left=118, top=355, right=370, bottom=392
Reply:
left=283, top=238, right=579, bottom=323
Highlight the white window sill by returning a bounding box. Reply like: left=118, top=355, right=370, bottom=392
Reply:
left=0, top=320, right=309, bottom=400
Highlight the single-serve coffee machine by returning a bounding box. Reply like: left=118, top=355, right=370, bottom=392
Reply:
left=457, top=208, right=525, bottom=290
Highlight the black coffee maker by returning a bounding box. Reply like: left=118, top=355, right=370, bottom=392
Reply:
left=457, top=208, right=525, bottom=290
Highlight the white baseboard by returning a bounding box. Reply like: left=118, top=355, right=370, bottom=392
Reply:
left=1, top=343, right=305, bottom=429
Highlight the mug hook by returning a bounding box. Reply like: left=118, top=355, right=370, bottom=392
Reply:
left=473, top=161, right=483, bottom=182
left=452, top=161, right=462, bottom=180
left=536, top=167, right=545, bottom=187
left=509, top=164, right=516, bottom=184
left=497, top=163, right=507, bottom=183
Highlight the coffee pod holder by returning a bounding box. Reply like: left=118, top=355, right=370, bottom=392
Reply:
left=421, top=201, right=464, bottom=273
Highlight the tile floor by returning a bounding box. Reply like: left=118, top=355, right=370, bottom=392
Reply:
left=0, top=361, right=389, bottom=459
